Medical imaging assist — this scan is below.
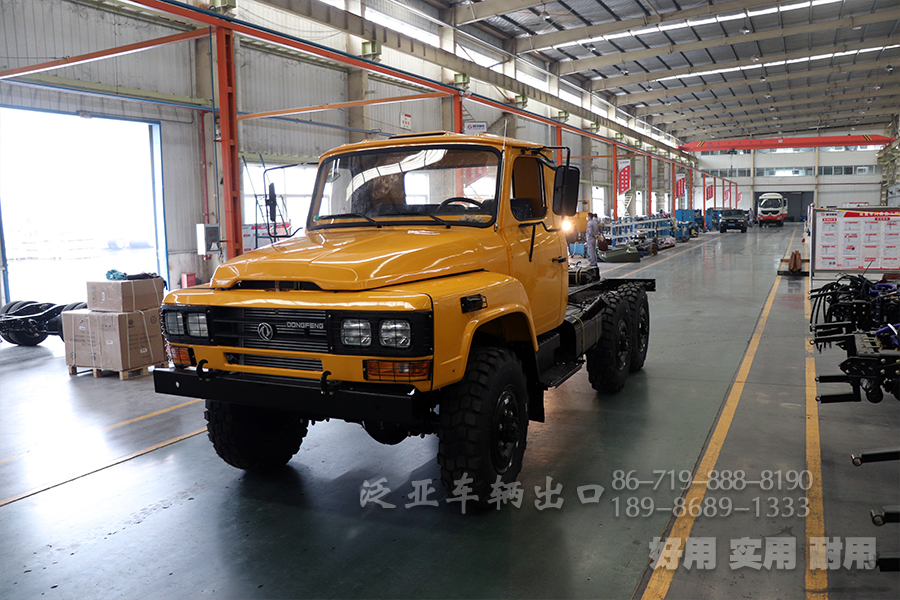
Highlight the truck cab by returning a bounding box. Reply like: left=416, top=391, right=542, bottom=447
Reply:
left=154, top=132, right=652, bottom=501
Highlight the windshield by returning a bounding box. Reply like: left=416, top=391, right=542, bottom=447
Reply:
left=308, top=146, right=500, bottom=229
left=722, top=210, right=744, bottom=217
left=760, top=198, right=783, bottom=209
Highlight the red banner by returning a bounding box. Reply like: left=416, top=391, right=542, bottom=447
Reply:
left=724, top=188, right=731, bottom=203
left=617, top=159, right=631, bottom=195
left=705, top=183, right=715, bottom=201
left=675, top=174, right=686, bottom=198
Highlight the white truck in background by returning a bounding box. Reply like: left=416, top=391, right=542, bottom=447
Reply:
left=757, top=193, right=788, bottom=227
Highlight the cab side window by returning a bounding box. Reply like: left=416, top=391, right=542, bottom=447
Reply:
left=511, top=156, right=547, bottom=221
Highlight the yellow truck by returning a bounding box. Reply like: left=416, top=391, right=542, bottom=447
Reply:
left=154, top=132, right=653, bottom=500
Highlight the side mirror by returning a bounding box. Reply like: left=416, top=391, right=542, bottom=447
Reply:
left=267, top=182, right=278, bottom=222
left=552, top=165, right=579, bottom=216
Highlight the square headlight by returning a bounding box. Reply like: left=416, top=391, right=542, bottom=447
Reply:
left=380, top=320, right=411, bottom=349
left=341, top=319, right=371, bottom=347
left=164, top=311, right=184, bottom=336
left=185, top=312, right=208, bottom=337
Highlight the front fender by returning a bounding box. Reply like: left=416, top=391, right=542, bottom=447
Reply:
left=384, top=272, right=536, bottom=390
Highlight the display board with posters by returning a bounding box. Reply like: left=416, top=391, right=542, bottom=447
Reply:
left=811, top=207, right=900, bottom=274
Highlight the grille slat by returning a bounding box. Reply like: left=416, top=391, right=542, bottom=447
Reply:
left=234, top=354, right=323, bottom=371
left=211, top=307, right=330, bottom=353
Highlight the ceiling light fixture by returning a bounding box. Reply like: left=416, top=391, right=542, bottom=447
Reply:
left=751, top=55, right=760, bottom=62
left=887, top=65, right=895, bottom=73
left=765, top=93, right=772, bottom=98
left=622, top=68, right=629, bottom=76
left=741, top=24, right=751, bottom=34
left=759, top=76, right=766, bottom=82
left=539, top=4, right=550, bottom=20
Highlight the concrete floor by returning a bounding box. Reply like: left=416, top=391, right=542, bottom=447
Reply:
left=1, top=224, right=897, bottom=599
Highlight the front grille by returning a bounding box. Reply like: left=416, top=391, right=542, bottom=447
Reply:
left=230, top=353, right=323, bottom=371
left=211, top=307, right=330, bottom=353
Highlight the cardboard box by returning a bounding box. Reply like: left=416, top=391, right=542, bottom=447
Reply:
left=62, top=309, right=102, bottom=368
left=87, top=278, right=166, bottom=313
left=96, top=309, right=165, bottom=372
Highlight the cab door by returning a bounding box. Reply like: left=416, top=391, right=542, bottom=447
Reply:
left=501, top=154, right=568, bottom=334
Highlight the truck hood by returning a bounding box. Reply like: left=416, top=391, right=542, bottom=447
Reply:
left=210, top=228, right=501, bottom=291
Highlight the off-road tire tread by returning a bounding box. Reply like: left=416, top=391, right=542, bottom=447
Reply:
left=205, top=400, right=308, bottom=472
left=586, top=295, right=631, bottom=393
left=437, top=347, right=527, bottom=503
left=619, top=283, right=650, bottom=372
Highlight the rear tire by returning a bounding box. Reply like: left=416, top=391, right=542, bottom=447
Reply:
left=620, top=284, right=650, bottom=372
left=205, top=400, right=308, bottom=472
left=586, top=295, right=632, bottom=393
left=438, top=347, right=528, bottom=503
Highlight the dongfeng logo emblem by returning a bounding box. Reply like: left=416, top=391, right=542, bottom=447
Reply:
left=257, top=322, right=275, bottom=341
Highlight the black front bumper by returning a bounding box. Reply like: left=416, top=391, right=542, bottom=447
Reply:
left=721, top=221, right=744, bottom=229
left=153, top=368, right=431, bottom=427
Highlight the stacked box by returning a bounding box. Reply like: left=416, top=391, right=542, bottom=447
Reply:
left=62, top=309, right=102, bottom=368
left=87, top=278, right=165, bottom=313
left=63, top=308, right=165, bottom=371
left=65, top=277, right=167, bottom=372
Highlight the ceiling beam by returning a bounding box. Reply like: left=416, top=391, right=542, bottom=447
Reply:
left=635, top=75, right=900, bottom=116
left=591, top=36, right=899, bottom=92
left=450, top=0, right=543, bottom=27
left=667, top=98, right=899, bottom=131
left=252, top=0, right=690, bottom=157
left=519, top=0, right=781, bottom=55
left=652, top=85, right=900, bottom=124
left=555, top=8, right=900, bottom=76
left=672, top=107, right=897, bottom=136
left=616, top=58, right=898, bottom=106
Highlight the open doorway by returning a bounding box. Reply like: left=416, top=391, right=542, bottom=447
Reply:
left=0, top=108, right=165, bottom=305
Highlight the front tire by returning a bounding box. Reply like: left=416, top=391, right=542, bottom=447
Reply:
left=587, top=295, right=632, bottom=393
left=205, top=400, right=309, bottom=471
left=438, top=347, right=528, bottom=503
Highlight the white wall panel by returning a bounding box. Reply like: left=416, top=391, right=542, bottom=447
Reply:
left=368, top=79, right=442, bottom=135
left=237, top=46, right=348, bottom=157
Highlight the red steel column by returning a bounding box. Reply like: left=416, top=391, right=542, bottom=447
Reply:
left=647, top=155, right=652, bottom=216
left=216, top=26, right=242, bottom=260
left=452, top=93, right=464, bottom=133
left=555, top=125, right=563, bottom=165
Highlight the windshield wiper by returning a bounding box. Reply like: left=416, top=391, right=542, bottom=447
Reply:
left=316, top=213, right=382, bottom=228
left=389, top=212, right=451, bottom=229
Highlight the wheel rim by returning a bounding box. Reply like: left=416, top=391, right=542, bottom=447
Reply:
left=490, top=387, right=520, bottom=474
left=616, top=317, right=630, bottom=370
left=637, top=306, right=649, bottom=354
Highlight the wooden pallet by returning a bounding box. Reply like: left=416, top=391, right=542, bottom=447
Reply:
left=777, top=256, right=810, bottom=276
left=68, top=362, right=168, bottom=380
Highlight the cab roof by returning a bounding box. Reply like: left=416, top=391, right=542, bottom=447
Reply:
left=319, top=131, right=549, bottom=161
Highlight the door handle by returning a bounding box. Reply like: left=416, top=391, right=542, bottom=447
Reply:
left=552, top=256, right=567, bottom=263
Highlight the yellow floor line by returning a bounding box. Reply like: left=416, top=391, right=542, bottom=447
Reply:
left=0, top=399, right=203, bottom=464
left=640, top=227, right=798, bottom=600
left=103, top=398, right=203, bottom=431
left=0, top=428, right=207, bottom=508
left=804, top=277, right=829, bottom=599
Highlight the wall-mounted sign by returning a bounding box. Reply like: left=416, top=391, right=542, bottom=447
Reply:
left=464, top=122, right=487, bottom=134
left=400, top=113, right=412, bottom=130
